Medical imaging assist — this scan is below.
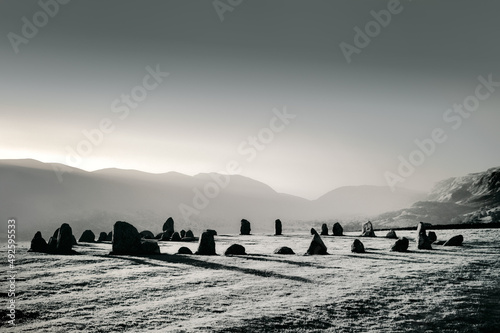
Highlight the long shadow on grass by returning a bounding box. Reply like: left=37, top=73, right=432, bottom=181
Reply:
left=105, top=253, right=313, bottom=284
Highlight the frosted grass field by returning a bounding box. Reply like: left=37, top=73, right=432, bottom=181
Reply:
left=2, top=228, right=499, bottom=332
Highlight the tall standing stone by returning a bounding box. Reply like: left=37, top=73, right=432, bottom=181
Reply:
left=57, top=223, right=74, bottom=253
left=332, top=222, right=343, bottom=236
left=195, top=231, right=216, bottom=255
left=361, top=221, right=376, bottom=237
left=112, top=221, right=142, bottom=255
left=163, top=217, right=175, bottom=234
left=275, top=219, right=282, bottom=236
left=321, top=224, right=329, bottom=236
left=240, top=219, right=251, bottom=235
left=417, top=222, right=433, bottom=250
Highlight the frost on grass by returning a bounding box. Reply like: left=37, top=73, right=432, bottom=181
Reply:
left=2, top=229, right=500, bottom=332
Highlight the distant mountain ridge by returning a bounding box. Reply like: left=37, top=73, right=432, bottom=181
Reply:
left=0, top=159, right=425, bottom=239
left=374, top=167, right=500, bottom=229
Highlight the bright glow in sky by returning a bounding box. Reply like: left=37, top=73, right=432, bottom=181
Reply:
left=1, top=0, right=500, bottom=199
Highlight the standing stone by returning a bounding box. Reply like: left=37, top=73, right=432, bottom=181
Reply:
left=98, top=232, right=108, bottom=242
left=417, top=222, right=433, bottom=250
left=306, top=228, right=328, bottom=255
left=351, top=239, right=366, bottom=253
left=57, top=223, right=75, bottom=253
left=361, top=221, right=376, bottom=237
left=171, top=232, right=182, bottom=242
left=106, top=232, right=113, bottom=241
left=225, top=244, right=246, bottom=256
left=275, top=219, right=282, bottom=236
left=240, top=219, right=251, bottom=235
left=321, top=224, right=329, bottom=236
left=79, top=230, right=96, bottom=243
left=444, top=235, right=464, bottom=246
left=163, top=217, right=175, bottom=234
left=274, top=247, right=295, bottom=255
left=180, top=230, right=186, bottom=238
left=185, top=230, right=195, bottom=239
left=111, top=221, right=142, bottom=255
left=29, top=231, right=48, bottom=253
left=195, top=231, right=216, bottom=255
left=428, top=231, right=437, bottom=243
left=391, top=237, right=409, bottom=252
left=386, top=230, right=398, bottom=239
left=332, top=222, right=343, bottom=236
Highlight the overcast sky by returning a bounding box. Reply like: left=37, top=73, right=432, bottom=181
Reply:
left=1, top=0, right=499, bottom=199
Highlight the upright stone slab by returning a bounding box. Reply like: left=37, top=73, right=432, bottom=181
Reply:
left=57, top=223, right=75, bottom=253
left=275, top=219, right=282, bottom=236
left=195, top=231, right=216, bottom=255
left=332, top=222, right=343, bottom=236
left=321, top=224, right=329, bottom=236
left=112, top=221, right=142, bottom=255
left=361, top=221, right=376, bottom=237
left=417, top=222, right=433, bottom=250
left=163, top=217, right=175, bottom=234
left=240, top=219, right=251, bottom=235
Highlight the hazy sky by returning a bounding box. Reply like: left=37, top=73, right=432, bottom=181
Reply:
left=1, top=0, right=499, bottom=199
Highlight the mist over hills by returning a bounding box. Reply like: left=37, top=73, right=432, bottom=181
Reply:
left=374, top=167, right=500, bottom=229
left=1, top=159, right=425, bottom=240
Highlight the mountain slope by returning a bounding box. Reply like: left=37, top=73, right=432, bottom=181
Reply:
left=373, top=167, right=500, bottom=228
left=0, top=159, right=425, bottom=240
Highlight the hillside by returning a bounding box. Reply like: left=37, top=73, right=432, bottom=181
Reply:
left=373, top=167, right=500, bottom=228
left=0, top=159, right=423, bottom=240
